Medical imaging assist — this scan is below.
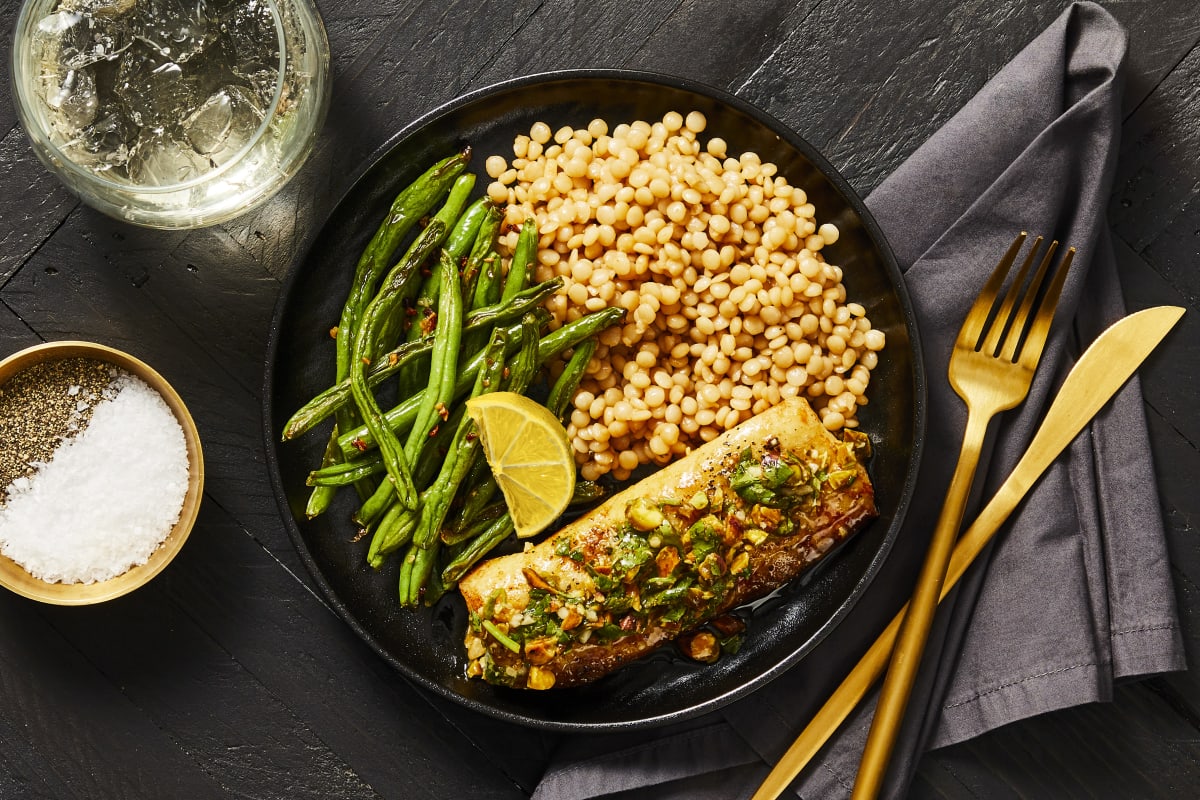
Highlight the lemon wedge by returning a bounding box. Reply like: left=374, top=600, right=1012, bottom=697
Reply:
left=465, top=392, right=575, bottom=539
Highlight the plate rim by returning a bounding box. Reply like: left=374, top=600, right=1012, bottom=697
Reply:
left=263, top=68, right=927, bottom=732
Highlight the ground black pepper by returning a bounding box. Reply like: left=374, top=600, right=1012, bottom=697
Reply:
left=0, top=357, right=114, bottom=505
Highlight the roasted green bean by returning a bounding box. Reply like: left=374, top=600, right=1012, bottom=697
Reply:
left=348, top=220, right=446, bottom=511
left=283, top=280, right=563, bottom=441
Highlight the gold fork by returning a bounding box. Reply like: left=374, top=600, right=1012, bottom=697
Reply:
left=848, top=232, right=1075, bottom=798
left=750, top=234, right=1075, bottom=800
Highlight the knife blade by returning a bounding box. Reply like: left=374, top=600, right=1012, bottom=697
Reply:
left=750, top=304, right=1185, bottom=800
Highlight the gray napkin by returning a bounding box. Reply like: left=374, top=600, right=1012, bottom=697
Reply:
left=532, top=3, right=1185, bottom=798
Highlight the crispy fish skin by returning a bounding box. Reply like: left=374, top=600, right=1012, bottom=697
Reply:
left=459, top=397, right=876, bottom=689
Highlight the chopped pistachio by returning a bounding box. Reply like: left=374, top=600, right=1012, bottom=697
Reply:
left=627, top=497, right=664, bottom=531
left=826, top=468, right=858, bottom=490
left=527, top=666, right=556, bottom=690
left=744, top=528, right=769, bottom=546
left=678, top=630, right=720, bottom=664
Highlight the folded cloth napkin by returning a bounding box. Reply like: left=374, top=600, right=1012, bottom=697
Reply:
left=532, top=3, right=1185, bottom=798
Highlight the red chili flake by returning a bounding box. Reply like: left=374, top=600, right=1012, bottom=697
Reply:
left=619, top=614, right=636, bottom=631
left=420, top=311, right=438, bottom=335
left=351, top=438, right=368, bottom=452
left=388, top=352, right=399, bottom=366
left=435, top=402, right=450, bottom=421
left=328, top=326, right=339, bottom=339
left=427, top=425, right=439, bottom=438
left=502, top=366, right=511, bottom=379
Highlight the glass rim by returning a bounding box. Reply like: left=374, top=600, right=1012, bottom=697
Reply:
left=10, top=0, right=289, bottom=195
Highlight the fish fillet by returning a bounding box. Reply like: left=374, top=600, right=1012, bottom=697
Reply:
left=459, top=397, right=877, bottom=689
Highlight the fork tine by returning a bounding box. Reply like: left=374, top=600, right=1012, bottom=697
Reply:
left=998, top=238, right=1059, bottom=362
left=1014, top=245, right=1075, bottom=370
left=980, top=235, right=1045, bottom=355
left=960, top=232, right=1027, bottom=346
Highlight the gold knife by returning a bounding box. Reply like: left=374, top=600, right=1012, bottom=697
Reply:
left=750, top=304, right=1185, bottom=800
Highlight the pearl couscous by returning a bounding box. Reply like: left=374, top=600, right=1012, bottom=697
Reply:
left=486, top=111, right=884, bottom=482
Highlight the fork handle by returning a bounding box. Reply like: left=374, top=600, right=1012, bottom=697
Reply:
left=851, top=408, right=993, bottom=799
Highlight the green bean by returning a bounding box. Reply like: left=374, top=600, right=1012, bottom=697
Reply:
left=399, top=541, right=439, bottom=606
left=364, top=334, right=503, bottom=567
left=421, top=558, right=450, bottom=607
left=411, top=329, right=509, bottom=551
left=284, top=280, right=563, bottom=441
left=366, top=502, right=417, bottom=567
left=505, top=312, right=545, bottom=394
left=445, top=197, right=492, bottom=263
left=500, top=218, right=535, bottom=303
left=304, top=435, right=346, bottom=517
left=471, top=250, right=503, bottom=310
left=353, top=472, right=396, bottom=527
left=336, top=306, right=622, bottom=453
left=336, top=311, right=547, bottom=456
left=441, top=513, right=515, bottom=584
left=335, top=148, right=469, bottom=387
left=307, top=451, right=383, bottom=487
left=348, top=220, right=446, bottom=511
left=547, top=338, right=597, bottom=421
left=367, top=507, right=416, bottom=568
left=323, top=154, right=470, bottom=509
left=401, top=249, right=464, bottom=464
left=339, top=324, right=520, bottom=500
left=534, top=306, right=623, bottom=362
left=461, top=206, right=502, bottom=308
left=358, top=246, right=463, bottom=515
left=397, top=548, right=417, bottom=605
left=400, top=193, right=487, bottom=344
left=396, top=328, right=512, bottom=602
left=441, top=497, right=505, bottom=545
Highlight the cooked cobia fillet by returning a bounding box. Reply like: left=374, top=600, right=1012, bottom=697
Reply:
left=459, top=397, right=877, bottom=689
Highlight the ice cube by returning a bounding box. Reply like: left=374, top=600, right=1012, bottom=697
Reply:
left=217, top=0, right=279, bottom=73
left=113, top=45, right=201, bottom=127
left=127, top=129, right=212, bottom=186
left=34, top=8, right=132, bottom=70
left=61, top=107, right=136, bottom=172
left=183, top=84, right=265, bottom=165
left=43, top=66, right=100, bottom=131
left=134, top=0, right=215, bottom=63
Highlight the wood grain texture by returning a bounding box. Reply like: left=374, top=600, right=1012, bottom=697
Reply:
left=0, top=0, right=1198, bottom=797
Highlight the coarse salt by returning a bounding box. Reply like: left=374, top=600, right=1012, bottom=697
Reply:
left=0, top=372, right=189, bottom=584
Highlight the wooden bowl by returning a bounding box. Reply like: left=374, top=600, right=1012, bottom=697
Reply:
left=0, top=341, right=204, bottom=604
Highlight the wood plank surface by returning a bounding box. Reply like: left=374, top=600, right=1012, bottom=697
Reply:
left=0, top=1, right=1197, bottom=797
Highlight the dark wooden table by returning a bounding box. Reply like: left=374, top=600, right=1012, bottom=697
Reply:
left=2, top=1, right=1198, bottom=797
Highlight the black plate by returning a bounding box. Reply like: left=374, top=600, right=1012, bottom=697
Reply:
left=264, top=70, right=925, bottom=731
